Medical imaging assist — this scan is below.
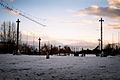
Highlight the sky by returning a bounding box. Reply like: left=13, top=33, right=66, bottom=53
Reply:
left=0, top=0, right=120, bottom=49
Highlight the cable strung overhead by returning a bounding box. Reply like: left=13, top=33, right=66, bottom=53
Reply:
left=0, top=0, right=46, bottom=27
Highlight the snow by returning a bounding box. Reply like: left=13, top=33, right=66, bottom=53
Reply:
left=0, top=54, right=120, bottom=80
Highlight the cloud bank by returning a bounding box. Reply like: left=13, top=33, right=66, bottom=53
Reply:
left=108, top=0, right=120, bottom=8
left=108, top=24, right=120, bottom=29
left=78, top=0, right=120, bottom=19
left=78, top=0, right=120, bottom=29
left=1, top=0, right=15, bottom=2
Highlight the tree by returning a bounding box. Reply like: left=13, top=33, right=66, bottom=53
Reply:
left=41, top=44, right=51, bottom=55
left=63, top=46, right=71, bottom=55
left=0, top=21, right=17, bottom=43
left=50, top=45, right=58, bottom=55
left=0, top=21, right=21, bottom=53
left=104, top=43, right=120, bottom=56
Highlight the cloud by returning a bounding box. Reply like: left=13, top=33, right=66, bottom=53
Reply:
left=108, top=0, right=120, bottom=8
left=10, top=0, right=15, bottom=2
left=65, top=39, right=97, bottom=49
left=1, top=0, right=16, bottom=2
left=77, top=0, right=120, bottom=20
left=108, top=24, right=120, bottom=29
left=78, top=5, right=120, bottom=19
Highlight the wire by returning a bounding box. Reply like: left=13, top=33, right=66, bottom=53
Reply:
left=0, top=0, right=46, bottom=27
left=20, top=13, right=46, bottom=27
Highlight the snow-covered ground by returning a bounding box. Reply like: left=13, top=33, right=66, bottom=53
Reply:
left=0, top=54, right=120, bottom=80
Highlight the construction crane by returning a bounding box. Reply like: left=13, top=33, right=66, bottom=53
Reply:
left=0, top=0, right=46, bottom=27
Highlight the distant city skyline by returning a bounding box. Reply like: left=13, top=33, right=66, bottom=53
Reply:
left=0, top=0, right=120, bottom=49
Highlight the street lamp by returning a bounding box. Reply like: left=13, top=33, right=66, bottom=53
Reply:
left=38, top=38, right=41, bottom=54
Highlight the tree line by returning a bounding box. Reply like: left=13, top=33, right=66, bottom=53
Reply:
left=0, top=21, right=72, bottom=55
left=0, top=21, right=120, bottom=56
left=0, top=21, right=18, bottom=53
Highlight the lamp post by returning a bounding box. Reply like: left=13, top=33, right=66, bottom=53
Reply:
left=38, top=38, right=41, bottom=55
left=59, top=45, right=61, bottom=55
left=16, top=19, right=20, bottom=54
left=99, top=18, right=104, bottom=53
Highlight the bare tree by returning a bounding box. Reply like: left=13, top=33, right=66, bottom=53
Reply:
left=0, top=21, right=17, bottom=43
left=0, top=21, right=22, bottom=53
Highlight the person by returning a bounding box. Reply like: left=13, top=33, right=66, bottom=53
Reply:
left=46, top=52, right=50, bottom=59
left=81, top=48, right=85, bottom=57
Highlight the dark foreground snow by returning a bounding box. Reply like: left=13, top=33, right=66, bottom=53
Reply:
left=0, top=54, right=120, bottom=80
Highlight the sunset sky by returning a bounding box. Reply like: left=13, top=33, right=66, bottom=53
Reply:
left=0, top=0, right=120, bottom=49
